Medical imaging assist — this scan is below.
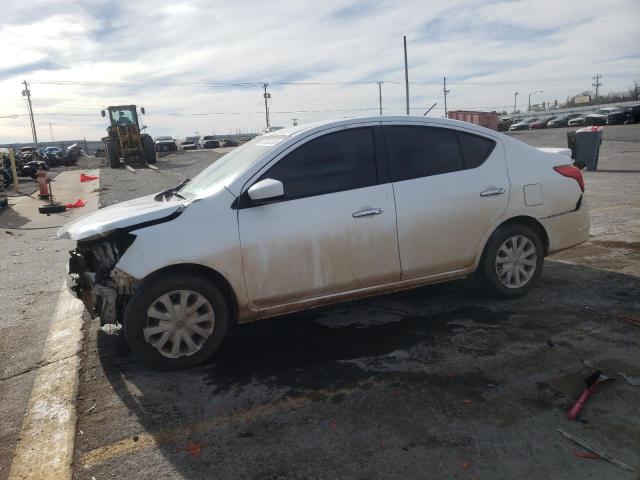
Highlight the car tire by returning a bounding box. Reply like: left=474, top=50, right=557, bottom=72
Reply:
left=479, top=224, right=544, bottom=299
left=141, top=135, right=157, bottom=164
left=106, top=140, right=120, bottom=168
left=123, top=273, right=229, bottom=370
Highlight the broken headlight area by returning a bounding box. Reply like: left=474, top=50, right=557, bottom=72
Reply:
left=68, top=233, right=137, bottom=325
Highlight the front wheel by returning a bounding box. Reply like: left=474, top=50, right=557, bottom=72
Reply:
left=106, top=140, right=120, bottom=168
left=141, top=135, right=157, bottom=164
left=123, top=273, right=229, bottom=370
left=479, top=224, right=544, bottom=298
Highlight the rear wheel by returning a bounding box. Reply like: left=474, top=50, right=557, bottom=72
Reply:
left=142, top=135, right=157, bottom=164
left=106, top=140, right=120, bottom=168
left=479, top=224, right=544, bottom=298
left=124, top=273, right=229, bottom=370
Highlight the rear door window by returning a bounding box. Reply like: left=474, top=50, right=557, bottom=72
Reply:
left=261, top=127, right=377, bottom=200
left=383, top=126, right=464, bottom=181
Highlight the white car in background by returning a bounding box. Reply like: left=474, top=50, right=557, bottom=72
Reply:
left=59, top=116, right=590, bottom=369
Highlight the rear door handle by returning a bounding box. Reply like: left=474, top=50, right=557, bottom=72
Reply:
left=352, top=208, right=383, bottom=218
left=480, top=187, right=505, bottom=197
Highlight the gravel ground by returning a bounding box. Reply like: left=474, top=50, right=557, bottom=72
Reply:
left=64, top=125, right=640, bottom=479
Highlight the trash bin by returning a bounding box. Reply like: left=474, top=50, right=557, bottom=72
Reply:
left=567, top=126, right=603, bottom=171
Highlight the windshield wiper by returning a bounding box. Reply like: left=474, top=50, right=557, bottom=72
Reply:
left=155, top=178, right=190, bottom=201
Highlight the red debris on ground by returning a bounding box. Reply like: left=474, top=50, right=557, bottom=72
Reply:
left=185, top=441, right=205, bottom=458
left=573, top=449, right=600, bottom=459
left=462, top=461, right=471, bottom=469
left=80, top=173, right=99, bottom=182
left=65, top=199, right=86, bottom=208
left=461, top=399, right=473, bottom=405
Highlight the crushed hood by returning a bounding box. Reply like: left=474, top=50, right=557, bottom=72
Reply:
left=57, top=194, right=185, bottom=241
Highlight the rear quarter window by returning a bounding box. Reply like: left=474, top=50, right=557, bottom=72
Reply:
left=457, top=131, right=496, bottom=169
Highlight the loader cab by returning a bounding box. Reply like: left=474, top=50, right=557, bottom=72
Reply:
left=103, top=106, right=140, bottom=128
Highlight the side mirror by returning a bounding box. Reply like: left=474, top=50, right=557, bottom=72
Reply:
left=101, top=110, right=106, bottom=117
left=247, top=178, right=284, bottom=203
left=140, top=107, right=146, bottom=115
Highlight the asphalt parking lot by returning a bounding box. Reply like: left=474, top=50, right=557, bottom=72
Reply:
left=2, top=126, right=639, bottom=480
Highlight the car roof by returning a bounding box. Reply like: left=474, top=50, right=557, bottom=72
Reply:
left=260, top=115, right=501, bottom=140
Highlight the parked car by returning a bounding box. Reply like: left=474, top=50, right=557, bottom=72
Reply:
left=222, top=139, right=239, bottom=147
left=583, top=108, right=616, bottom=126
left=181, top=140, right=197, bottom=151
left=41, top=146, right=66, bottom=166
left=567, top=115, right=587, bottom=127
left=547, top=113, right=583, bottom=128
left=59, top=116, right=590, bottom=369
left=497, top=117, right=514, bottom=131
left=622, top=104, right=640, bottom=123
left=530, top=117, right=554, bottom=129
left=18, top=146, right=37, bottom=161
left=199, top=136, right=221, bottom=149
left=155, top=137, right=178, bottom=152
left=509, top=118, right=538, bottom=131
left=95, top=146, right=105, bottom=157
left=606, top=106, right=639, bottom=125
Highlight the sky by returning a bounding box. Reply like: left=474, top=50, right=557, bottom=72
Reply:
left=1, top=0, right=639, bottom=143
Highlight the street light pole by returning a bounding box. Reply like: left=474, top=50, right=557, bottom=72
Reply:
left=263, top=83, right=271, bottom=130
left=528, top=90, right=543, bottom=111
left=514, top=92, right=519, bottom=114
left=377, top=81, right=383, bottom=115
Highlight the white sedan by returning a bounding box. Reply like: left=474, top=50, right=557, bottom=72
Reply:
left=59, top=116, right=589, bottom=369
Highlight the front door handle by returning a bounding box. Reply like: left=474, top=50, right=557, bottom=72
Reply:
left=352, top=208, right=383, bottom=218
left=480, top=186, right=506, bottom=197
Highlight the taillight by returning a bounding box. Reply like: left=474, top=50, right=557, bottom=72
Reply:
left=554, top=165, right=584, bottom=192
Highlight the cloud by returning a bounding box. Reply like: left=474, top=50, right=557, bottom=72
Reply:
left=0, top=0, right=639, bottom=142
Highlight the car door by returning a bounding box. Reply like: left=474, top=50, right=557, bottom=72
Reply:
left=237, top=126, right=401, bottom=309
left=383, top=123, right=509, bottom=279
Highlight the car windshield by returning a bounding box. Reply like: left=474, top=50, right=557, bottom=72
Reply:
left=180, top=135, right=288, bottom=199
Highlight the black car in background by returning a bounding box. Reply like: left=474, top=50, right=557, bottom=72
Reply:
left=607, top=105, right=640, bottom=124
left=547, top=113, right=583, bottom=128
left=199, top=136, right=221, bottom=149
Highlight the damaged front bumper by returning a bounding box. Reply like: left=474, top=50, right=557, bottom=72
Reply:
left=67, top=235, right=137, bottom=324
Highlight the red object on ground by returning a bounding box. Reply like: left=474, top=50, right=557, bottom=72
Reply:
left=573, top=449, right=600, bottom=459
left=80, top=173, right=98, bottom=182
left=65, top=198, right=86, bottom=208
left=185, top=441, right=205, bottom=457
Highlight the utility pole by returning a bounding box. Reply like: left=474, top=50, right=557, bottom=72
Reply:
left=263, top=83, right=271, bottom=130
left=592, top=75, right=602, bottom=101
left=443, top=77, right=450, bottom=118
left=22, top=80, right=38, bottom=145
left=49, top=122, right=55, bottom=142
left=377, top=81, right=383, bottom=115
left=403, top=36, right=410, bottom=115
left=634, top=81, right=638, bottom=101
left=513, top=92, right=519, bottom=114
